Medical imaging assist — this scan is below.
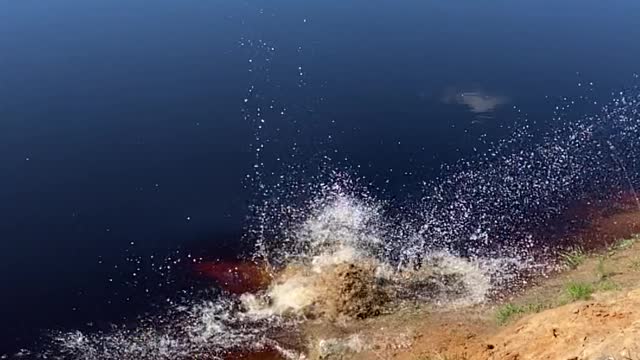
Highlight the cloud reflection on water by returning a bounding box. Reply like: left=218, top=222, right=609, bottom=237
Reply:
left=442, top=88, right=510, bottom=114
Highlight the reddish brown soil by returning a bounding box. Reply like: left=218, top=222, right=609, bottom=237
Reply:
left=546, top=192, right=640, bottom=250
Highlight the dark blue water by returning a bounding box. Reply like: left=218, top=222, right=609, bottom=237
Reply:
left=1, top=0, right=640, bottom=354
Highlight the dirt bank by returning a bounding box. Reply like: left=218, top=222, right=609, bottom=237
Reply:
left=341, top=209, right=640, bottom=360
left=221, top=207, right=640, bottom=360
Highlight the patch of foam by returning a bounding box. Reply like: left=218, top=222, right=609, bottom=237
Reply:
left=425, top=251, right=492, bottom=306
left=310, top=245, right=362, bottom=271
left=46, top=296, right=295, bottom=360
left=241, top=249, right=363, bottom=318
left=316, top=334, right=368, bottom=358
left=242, top=271, right=319, bottom=317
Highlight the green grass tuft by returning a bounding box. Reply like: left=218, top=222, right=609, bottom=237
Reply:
left=559, top=246, right=586, bottom=269
left=630, top=258, right=640, bottom=271
left=496, top=304, right=526, bottom=325
left=565, top=281, right=594, bottom=301
left=495, top=303, right=545, bottom=325
left=597, top=279, right=620, bottom=291
left=607, top=236, right=637, bottom=257
left=614, top=237, right=636, bottom=251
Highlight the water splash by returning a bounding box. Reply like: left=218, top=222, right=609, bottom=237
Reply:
left=240, top=185, right=530, bottom=322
